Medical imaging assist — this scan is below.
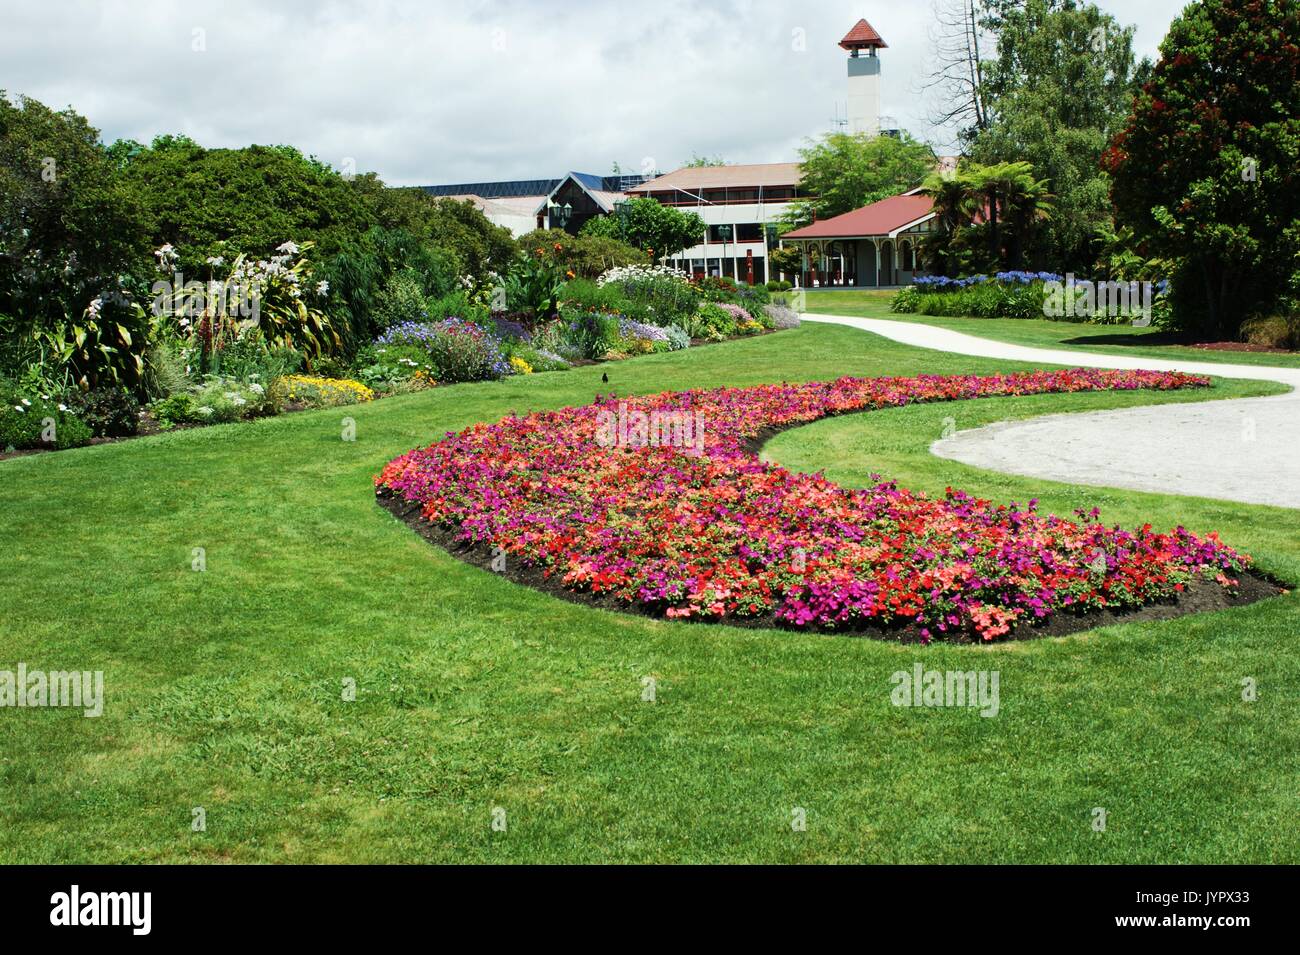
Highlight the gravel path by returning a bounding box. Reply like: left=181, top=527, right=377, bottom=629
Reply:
left=804, top=313, right=1300, bottom=509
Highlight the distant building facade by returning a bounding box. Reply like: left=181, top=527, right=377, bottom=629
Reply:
left=421, top=172, right=650, bottom=237
left=625, top=162, right=811, bottom=284
left=781, top=192, right=936, bottom=287
left=420, top=13, right=943, bottom=287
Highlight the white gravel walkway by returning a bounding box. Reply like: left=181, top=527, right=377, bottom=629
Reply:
left=804, top=313, right=1300, bottom=509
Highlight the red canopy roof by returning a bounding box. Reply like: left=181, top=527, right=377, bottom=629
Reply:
left=783, top=194, right=933, bottom=240
left=839, top=18, right=887, bottom=51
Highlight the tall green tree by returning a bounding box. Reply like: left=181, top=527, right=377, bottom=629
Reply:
left=580, top=197, right=704, bottom=260
left=0, top=92, right=151, bottom=386
left=1105, top=0, right=1300, bottom=339
left=119, top=138, right=376, bottom=268
left=782, top=132, right=937, bottom=228
left=969, top=161, right=1054, bottom=269
left=919, top=160, right=1052, bottom=273
left=969, top=0, right=1150, bottom=270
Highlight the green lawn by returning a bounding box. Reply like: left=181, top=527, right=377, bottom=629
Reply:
left=805, top=289, right=1300, bottom=369
left=2, top=323, right=1297, bottom=863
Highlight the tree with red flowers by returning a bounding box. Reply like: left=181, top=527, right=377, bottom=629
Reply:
left=1104, top=0, right=1300, bottom=340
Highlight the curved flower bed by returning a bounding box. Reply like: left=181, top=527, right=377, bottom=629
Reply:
left=376, top=369, right=1253, bottom=642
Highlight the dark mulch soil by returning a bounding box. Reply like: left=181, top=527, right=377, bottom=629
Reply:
left=376, top=489, right=1286, bottom=644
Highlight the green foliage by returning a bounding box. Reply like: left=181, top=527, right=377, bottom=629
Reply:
left=596, top=265, right=698, bottom=328
left=969, top=0, right=1150, bottom=271
left=72, top=385, right=140, bottom=437
left=558, top=307, right=620, bottom=360
left=426, top=289, right=488, bottom=324
left=690, top=302, right=739, bottom=341
left=1105, top=0, right=1300, bottom=340
left=892, top=281, right=1045, bottom=319
left=152, top=377, right=278, bottom=428
left=200, top=331, right=301, bottom=386
left=0, top=92, right=150, bottom=358
left=373, top=269, right=431, bottom=331
left=505, top=244, right=566, bottom=316
left=322, top=226, right=459, bottom=352
left=515, top=229, right=644, bottom=278
left=782, top=132, right=936, bottom=227
left=580, top=197, right=705, bottom=259
left=768, top=243, right=804, bottom=280
left=119, top=138, right=373, bottom=266
left=918, top=160, right=1053, bottom=273
left=0, top=383, right=92, bottom=450
left=351, top=343, right=436, bottom=391
left=140, top=342, right=188, bottom=402
left=560, top=278, right=632, bottom=314
left=351, top=182, right=516, bottom=281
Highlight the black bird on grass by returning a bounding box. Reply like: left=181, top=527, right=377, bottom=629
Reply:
left=601, top=372, right=608, bottom=383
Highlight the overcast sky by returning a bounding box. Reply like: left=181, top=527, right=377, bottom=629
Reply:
left=1, top=0, right=1192, bottom=187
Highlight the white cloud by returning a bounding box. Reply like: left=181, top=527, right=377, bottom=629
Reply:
left=0, top=0, right=1191, bottom=186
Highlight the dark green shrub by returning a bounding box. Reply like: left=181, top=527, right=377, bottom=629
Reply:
left=73, top=385, right=140, bottom=437
left=559, top=308, right=620, bottom=359
left=373, top=269, right=431, bottom=331
left=0, top=384, right=93, bottom=450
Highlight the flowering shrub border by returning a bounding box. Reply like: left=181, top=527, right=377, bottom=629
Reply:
left=376, top=369, right=1271, bottom=642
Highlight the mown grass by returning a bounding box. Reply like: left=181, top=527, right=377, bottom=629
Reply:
left=805, top=289, right=1300, bottom=369
left=1, top=322, right=1296, bottom=863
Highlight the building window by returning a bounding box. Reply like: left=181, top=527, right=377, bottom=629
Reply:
left=736, top=223, right=763, bottom=242
left=708, top=224, right=736, bottom=243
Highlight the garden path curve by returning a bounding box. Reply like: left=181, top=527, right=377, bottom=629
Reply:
left=803, top=313, right=1300, bottom=509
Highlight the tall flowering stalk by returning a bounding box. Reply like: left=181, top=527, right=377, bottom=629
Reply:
left=153, top=240, right=337, bottom=374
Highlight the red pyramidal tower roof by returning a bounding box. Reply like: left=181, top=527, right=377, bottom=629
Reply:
left=839, top=17, right=887, bottom=51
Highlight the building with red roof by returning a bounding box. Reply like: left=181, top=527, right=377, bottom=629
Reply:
left=782, top=191, right=937, bottom=287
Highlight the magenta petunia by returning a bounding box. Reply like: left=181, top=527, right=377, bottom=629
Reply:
left=376, top=369, right=1250, bottom=641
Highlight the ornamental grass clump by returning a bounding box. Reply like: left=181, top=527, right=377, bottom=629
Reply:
left=377, top=367, right=1250, bottom=642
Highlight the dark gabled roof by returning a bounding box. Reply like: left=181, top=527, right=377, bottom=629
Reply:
left=422, top=171, right=651, bottom=200
left=422, top=178, right=558, bottom=199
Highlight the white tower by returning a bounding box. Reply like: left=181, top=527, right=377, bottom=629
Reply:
left=840, top=18, right=886, bottom=137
